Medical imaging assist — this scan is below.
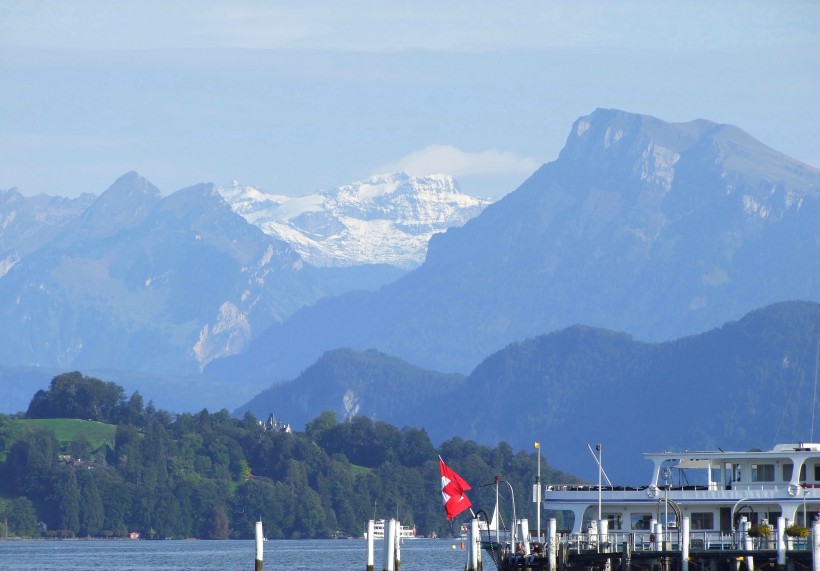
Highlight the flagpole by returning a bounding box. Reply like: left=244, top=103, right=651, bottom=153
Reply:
left=495, top=476, right=500, bottom=548
left=535, top=441, right=541, bottom=543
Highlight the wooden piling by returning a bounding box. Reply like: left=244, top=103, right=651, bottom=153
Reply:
left=812, top=521, right=820, bottom=571
left=366, top=519, right=374, bottom=571
left=777, top=517, right=786, bottom=571
left=254, top=520, right=264, bottom=571
left=681, top=516, right=690, bottom=571
left=394, top=520, right=401, bottom=571
left=383, top=519, right=396, bottom=571
left=742, top=518, right=754, bottom=571
left=622, top=535, right=632, bottom=571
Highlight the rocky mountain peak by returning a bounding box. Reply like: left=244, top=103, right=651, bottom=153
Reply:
left=79, top=171, right=162, bottom=233
left=559, top=109, right=820, bottom=203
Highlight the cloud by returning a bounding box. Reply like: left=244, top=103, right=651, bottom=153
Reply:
left=382, top=145, right=540, bottom=180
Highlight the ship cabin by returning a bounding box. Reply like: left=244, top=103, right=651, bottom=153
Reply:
left=543, top=443, right=820, bottom=535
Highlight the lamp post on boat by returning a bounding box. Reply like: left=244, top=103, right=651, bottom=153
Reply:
left=596, top=444, right=602, bottom=522
left=535, top=441, right=541, bottom=543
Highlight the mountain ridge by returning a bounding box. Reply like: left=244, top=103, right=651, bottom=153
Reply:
left=0, top=169, right=489, bottom=379
left=208, top=108, right=820, bottom=384
left=234, top=300, right=820, bottom=482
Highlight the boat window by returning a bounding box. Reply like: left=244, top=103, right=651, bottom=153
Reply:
left=605, top=513, right=622, bottom=530
left=783, top=464, right=806, bottom=482
left=814, top=464, right=820, bottom=481
left=631, top=514, right=652, bottom=530
left=752, top=464, right=775, bottom=482
left=691, top=513, right=714, bottom=530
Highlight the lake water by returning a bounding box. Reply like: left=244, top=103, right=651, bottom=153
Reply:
left=0, top=538, right=473, bottom=570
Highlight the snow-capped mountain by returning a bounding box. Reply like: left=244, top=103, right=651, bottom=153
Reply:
left=217, top=172, right=493, bottom=269
left=0, top=171, right=485, bottom=381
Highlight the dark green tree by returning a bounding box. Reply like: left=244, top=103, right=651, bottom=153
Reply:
left=0, top=497, right=37, bottom=537
left=77, top=470, right=104, bottom=537
left=206, top=505, right=230, bottom=539
left=55, top=465, right=80, bottom=533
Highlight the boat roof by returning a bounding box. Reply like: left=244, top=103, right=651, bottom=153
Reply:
left=643, top=443, right=820, bottom=466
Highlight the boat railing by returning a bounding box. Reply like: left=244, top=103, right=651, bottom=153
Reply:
left=563, top=530, right=812, bottom=554
left=545, top=484, right=712, bottom=492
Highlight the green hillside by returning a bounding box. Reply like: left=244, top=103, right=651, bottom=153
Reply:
left=14, top=418, right=117, bottom=451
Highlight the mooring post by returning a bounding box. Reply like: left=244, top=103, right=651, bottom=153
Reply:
left=681, top=516, right=690, bottom=571
left=254, top=520, right=264, bottom=571
left=777, top=516, right=786, bottom=571
left=383, top=519, right=396, bottom=571
left=742, top=518, right=754, bottom=571
left=394, top=520, right=401, bottom=571
left=812, top=520, right=820, bottom=571
left=622, top=533, right=632, bottom=571
left=465, top=517, right=476, bottom=571
left=520, top=519, right=531, bottom=555
left=475, top=518, right=483, bottom=571
left=469, top=517, right=482, bottom=571
left=549, top=518, right=558, bottom=571
left=366, top=520, right=375, bottom=571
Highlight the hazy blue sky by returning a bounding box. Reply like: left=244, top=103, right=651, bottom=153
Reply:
left=1, top=1, right=818, bottom=199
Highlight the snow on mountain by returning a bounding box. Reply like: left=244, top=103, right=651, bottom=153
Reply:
left=218, top=172, right=492, bottom=269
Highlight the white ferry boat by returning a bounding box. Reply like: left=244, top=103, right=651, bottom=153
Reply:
left=544, top=443, right=820, bottom=535
left=364, top=519, right=417, bottom=540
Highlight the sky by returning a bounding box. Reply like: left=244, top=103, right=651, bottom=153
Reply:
left=1, top=1, right=818, bottom=200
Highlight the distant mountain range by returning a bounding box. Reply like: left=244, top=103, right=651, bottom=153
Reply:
left=235, top=300, right=820, bottom=482
left=1, top=107, right=819, bottom=448
left=218, top=172, right=491, bottom=269
left=207, top=108, right=820, bottom=386
left=0, top=171, right=487, bottom=381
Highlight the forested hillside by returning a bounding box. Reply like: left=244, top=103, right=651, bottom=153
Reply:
left=0, top=373, right=580, bottom=539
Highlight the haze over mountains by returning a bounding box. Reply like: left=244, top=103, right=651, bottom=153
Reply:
left=234, top=300, right=820, bottom=482
left=1, top=108, right=818, bottom=481
left=207, top=108, right=820, bottom=385
left=0, top=171, right=488, bottom=383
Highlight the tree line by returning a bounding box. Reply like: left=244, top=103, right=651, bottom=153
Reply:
left=0, top=372, right=579, bottom=539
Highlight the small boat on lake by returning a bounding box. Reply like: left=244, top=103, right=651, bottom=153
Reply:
left=363, top=519, right=416, bottom=540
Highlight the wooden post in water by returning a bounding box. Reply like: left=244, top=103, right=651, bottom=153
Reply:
left=383, top=519, right=396, bottom=571
left=519, top=519, right=531, bottom=555
left=394, top=520, right=401, bottom=571
left=366, top=520, right=375, bottom=571
left=549, top=518, right=558, bottom=571
left=777, top=516, right=786, bottom=571
left=622, top=535, right=632, bottom=571
left=472, top=517, right=483, bottom=571
left=681, top=516, right=690, bottom=571
left=466, top=519, right=476, bottom=571
left=812, top=521, right=820, bottom=571
left=254, top=520, right=264, bottom=571
left=744, top=519, right=755, bottom=571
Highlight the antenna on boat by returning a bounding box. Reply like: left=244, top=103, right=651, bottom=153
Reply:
left=587, top=443, right=613, bottom=486
left=812, top=338, right=819, bottom=441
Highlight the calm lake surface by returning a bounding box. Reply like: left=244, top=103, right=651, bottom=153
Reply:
left=0, top=538, right=472, bottom=570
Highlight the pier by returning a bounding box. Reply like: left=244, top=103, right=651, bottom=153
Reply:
left=479, top=517, right=820, bottom=571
